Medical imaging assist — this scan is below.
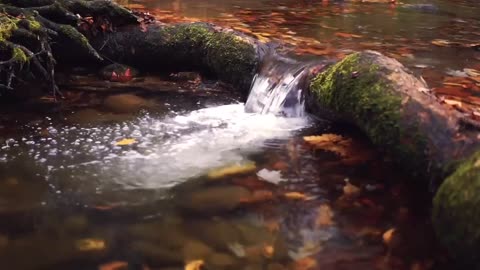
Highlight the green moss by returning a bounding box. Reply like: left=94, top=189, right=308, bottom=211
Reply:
left=309, top=52, right=428, bottom=174
left=12, top=47, right=28, bottom=63
left=162, top=23, right=257, bottom=91
left=27, top=19, right=42, bottom=31
left=433, top=150, right=480, bottom=267
left=59, top=25, right=89, bottom=46
left=0, top=15, right=19, bottom=41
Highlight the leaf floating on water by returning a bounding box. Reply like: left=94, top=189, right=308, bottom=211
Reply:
left=185, top=260, right=204, bottom=270
left=303, top=134, right=351, bottom=157
left=98, top=261, right=128, bottom=270
left=283, top=192, right=310, bottom=200
left=207, top=162, right=256, bottom=179
left=115, top=138, right=137, bottom=146
left=256, top=168, right=287, bottom=184
left=76, top=238, right=106, bottom=251
left=335, top=32, right=362, bottom=38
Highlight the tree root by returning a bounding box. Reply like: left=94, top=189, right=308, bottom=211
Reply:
left=0, top=0, right=139, bottom=98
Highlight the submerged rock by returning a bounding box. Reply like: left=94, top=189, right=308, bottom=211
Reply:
left=176, top=185, right=251, bottom=214
left=103, top=94, right=153, bottom=113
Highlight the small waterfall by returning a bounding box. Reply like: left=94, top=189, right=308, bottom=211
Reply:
left=245, top=55, right=310, bottom=117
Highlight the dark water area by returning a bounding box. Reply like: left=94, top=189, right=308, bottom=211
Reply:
left=0, top=0, right=475, bottom=269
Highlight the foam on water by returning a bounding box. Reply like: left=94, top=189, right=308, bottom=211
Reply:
left=1, top=104, right=309, bottom=192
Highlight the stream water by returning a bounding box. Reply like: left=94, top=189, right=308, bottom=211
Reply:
left=1, top=0, right=474, bottom=269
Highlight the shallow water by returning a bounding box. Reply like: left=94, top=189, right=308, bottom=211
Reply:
left=0, top=73, right=449, bottom=269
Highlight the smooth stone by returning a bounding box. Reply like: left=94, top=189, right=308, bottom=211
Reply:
left=177, top=185, right=251, bottom=214
left=185, top=219, right=241, bottom=251
left=128, top=222, right=190, bottom=250
left=103, top=94, right=152, bottom=113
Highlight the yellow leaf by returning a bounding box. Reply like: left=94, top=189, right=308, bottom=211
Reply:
left=98, top=261, right=128, bottom=270
left=303, top=134, right=351, bottom=157
left=263, top=245, right=274, bottom=258
left=185, top=260, right=204, bottom=270
left=284, top=192, right=308, bottom=200
left=207, top=162, right=256, bottom=179
left=76, top=238, right=106, bottom=251
left=382, top=228, right=396, bottom=246
left=115, top=138, right=137, bottom=146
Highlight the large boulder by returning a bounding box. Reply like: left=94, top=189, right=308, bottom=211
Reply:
left=432, top=151, right=480, bottom=268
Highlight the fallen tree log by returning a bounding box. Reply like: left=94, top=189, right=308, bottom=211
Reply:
left=306, top=50, right=480, bottom=267
left=90, top=23, right=265, bottom=95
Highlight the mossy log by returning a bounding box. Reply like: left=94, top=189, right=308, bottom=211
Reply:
left=89, top=23, right=264, bottom=94
left=306, top=51, right=480, bottom=267
left=307, top=51, right=479, bottom=182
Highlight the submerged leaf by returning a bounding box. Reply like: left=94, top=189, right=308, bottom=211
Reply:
left=76, top=238, right=106, bottom=251
left=283, top=192, right=310, bottom=200
left=207, top=162, right=256, bottom=179
left=303, top=134, right=351, bottom=157
left=98, top=261, right=128, bottom=270
left=185, top=260, right=204, bottom=270
left=115, top=138, right=137, bottom=146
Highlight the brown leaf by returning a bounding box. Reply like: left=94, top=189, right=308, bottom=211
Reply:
left=315, top=204, right=334, bottom=227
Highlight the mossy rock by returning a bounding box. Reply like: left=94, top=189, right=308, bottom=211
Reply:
left=432, top=151, right=480, bottom=268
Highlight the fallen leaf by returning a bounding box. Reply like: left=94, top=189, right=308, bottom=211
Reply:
left=115, top=138, right=137, bottom=146
left=99, top=261, right=128, bottom=270
left=382, top=228, right=396, bottom=246
left=343, top=179, right=361, bottom=196
left=335, top=32, right=362, bottom=38
left=256, top=168, right=287, bottom=184
left=443, top=99, right=463, bottom=107
left=315, top=204, right=334, bottom=227
left=185, top=260, right=204, bottom=270
left=241, top=190, right=274, bottom=203
left=284, top=192, right=309, bottom=200
left=263, top=245, right=274, bottom=258
left=291, top=256, right=317, bottom=270
left=207, top=162, right=256, bottom=179
left=76, top=238, right=106, bottom=251
left=303, top=134, right=352, bottom=157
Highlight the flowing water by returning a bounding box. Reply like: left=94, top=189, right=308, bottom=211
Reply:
left=2, top=0, right=475, bottom=269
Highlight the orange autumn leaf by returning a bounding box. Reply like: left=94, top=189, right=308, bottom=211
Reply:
left=382, top=228, right=397, bottom=246
left=292, top=256, right=317, bottom=270
left=185, top=260, right=204, bottom=270
left=115, top=138, right=137, bottom=146
left=99, top=261, right=128, bottom=270
left=303, top=134, right=352, bottom=157
left=335, top=32, right=362, bottom=38
left=284, top=192, right=310, bottom=200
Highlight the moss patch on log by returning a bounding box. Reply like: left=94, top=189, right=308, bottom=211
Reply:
left=93, top=23, right=259, bottom=93
left=432, top=151, right=480, bottom=267
left=309, top=52, right=428, bottom=177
